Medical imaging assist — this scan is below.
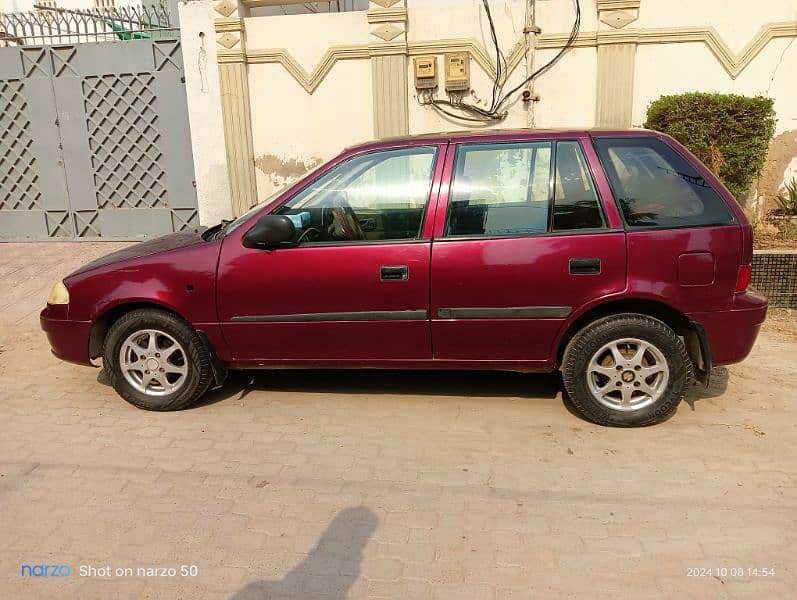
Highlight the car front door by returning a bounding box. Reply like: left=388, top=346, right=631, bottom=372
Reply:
left=430, top=136, right=627, bottom=367
left=217, top=144, right=445, bottom=364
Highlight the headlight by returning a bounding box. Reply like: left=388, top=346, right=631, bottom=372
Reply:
left=47, top=280, right=70, bottom=305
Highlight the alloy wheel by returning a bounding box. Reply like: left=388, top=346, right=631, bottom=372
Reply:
left=586, top=337, right=669, bottom=412
left=118, top=329, right=188, bottom=397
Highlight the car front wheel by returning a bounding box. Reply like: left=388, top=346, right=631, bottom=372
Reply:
left=562, top=313, right=692, bottom=427
left=103, top=308, right=213, bottom=411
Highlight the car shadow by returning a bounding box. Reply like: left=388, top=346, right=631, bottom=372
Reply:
left=558, top=367, right=731, bottom=426
left=194, top=368, right=563, bottom=408
left=229, top=506, right=378, bottom=600
left=682, top=366, right=730, bottom=409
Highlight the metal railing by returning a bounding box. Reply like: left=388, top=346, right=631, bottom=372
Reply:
left=0, top=5, right=177, bottom=46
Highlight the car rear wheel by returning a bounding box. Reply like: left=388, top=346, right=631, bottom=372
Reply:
left=103, top=308, right=213, bottom=411
left=562, top=313, right=692, bottom=427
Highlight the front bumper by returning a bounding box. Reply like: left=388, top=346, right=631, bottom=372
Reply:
left=688, top=290, right=768, bottom=366
left=40, top=305, right=93, bottom=366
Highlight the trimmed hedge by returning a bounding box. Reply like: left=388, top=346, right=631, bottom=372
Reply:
left=644, top=93, right=776, bottom=200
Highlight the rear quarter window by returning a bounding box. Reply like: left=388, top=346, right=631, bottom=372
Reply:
left=593, top=137, right=734, bottom=228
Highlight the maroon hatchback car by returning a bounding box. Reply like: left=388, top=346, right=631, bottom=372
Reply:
left=41, top=129, right=767, bottom=426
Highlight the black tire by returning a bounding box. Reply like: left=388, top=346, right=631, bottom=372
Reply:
left=103, top=308, right=213, bottom=411
left=562, top=313, right=692, bottom=427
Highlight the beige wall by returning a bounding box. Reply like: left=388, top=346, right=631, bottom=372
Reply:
left=188, top=0, right=797, bottom=221
left=632, top=1, right=797, bottom=134
left=632, top=1, right=797, bottom=215
left=244, top=10, right=375, bottom=199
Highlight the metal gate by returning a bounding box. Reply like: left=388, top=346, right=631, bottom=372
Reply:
left=0, top=39, right=198, bottom=240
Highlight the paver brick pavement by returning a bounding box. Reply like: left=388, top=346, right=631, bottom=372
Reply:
left=0, top=242, right=795, bottom=598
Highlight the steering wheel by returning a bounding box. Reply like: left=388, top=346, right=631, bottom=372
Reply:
left=296, top=227, right=322, bottom=244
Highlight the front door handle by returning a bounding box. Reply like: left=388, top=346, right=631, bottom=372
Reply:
left=569, top=258, right=601, bottom=275
left=380, top=265, right=409, bottom=281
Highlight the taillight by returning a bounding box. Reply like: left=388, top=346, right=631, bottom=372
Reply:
left=735, top=264, right=752, bottom=293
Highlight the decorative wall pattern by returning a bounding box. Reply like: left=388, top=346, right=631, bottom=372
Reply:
left=235, top=22, right=797, bottom=93
left=83, top=74, right=166, bottom=210
left=0, top=80, right=41, bottom=212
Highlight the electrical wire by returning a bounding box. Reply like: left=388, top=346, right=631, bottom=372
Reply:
left=430, top=99, right=503, bottom=123
left=426, top=0, right=581, bottom=123
left=419, top=90, right=491, bottom=123
left=482, top=0, right=507, bottom=113
left=427, top=0, right=507, bottom=122
left=495, top=0, right=581, bottom=113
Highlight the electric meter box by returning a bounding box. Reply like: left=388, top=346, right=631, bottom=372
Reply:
left=445, top=52, right=470, bottom=92
left=413, top=56, right=437, bottom=90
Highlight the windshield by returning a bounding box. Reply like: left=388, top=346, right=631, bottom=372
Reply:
left=221, top=189, right=286, bottom=237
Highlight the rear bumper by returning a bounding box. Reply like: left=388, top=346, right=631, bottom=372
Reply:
left=40, top=307, right=93, bottom=366
left=688, top=290, right=768, bottom=366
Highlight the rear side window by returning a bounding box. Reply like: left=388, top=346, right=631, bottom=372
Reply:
left=446, top=141, right=552, bottom=237
left=445, top=140, right=605, bottom=237
left=594, top=137, right=734, bottom=228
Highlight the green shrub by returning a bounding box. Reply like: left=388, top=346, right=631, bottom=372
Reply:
left=644, top=92, right=776, bottom=200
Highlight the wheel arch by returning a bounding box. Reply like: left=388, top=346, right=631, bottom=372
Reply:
left=89, top=300, right=228, bottom=388
left=555, top=298, right=705, bottom=378
left=89, top=300, right=188, bottom=360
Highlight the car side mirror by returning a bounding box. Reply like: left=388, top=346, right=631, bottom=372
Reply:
left=242, top=214, right=296, bottom=249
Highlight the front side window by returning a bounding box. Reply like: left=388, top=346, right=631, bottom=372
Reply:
left=446, top=142, right=552, bottom=237
left=594, top=136, right=734, bottom=228
left=276, top=146, right=438, bottom=244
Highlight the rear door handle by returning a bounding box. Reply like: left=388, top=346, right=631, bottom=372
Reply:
left=569, top=258, right=601, bottom=275
left=380, top=265, right=409, bottom=281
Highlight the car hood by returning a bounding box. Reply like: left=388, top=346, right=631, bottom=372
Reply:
left=68, top=228, right=209, bottom=277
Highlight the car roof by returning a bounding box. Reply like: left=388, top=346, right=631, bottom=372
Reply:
left=346, top=127, right=657, bottom=152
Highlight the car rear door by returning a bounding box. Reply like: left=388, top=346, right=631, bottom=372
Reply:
left=430, top=135, right=627, bottom=367
left=217, top=143, right=445, bottom=363
left=591, top=134, right=741, bottom=314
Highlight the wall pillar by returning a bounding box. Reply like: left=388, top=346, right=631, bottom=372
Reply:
left=179, top=0, right=233, bottom=225
left=368, top=0, right=409, bottom=138
left=595, top=0, right=641, bottom=127
left=596, top=42, right=637, bottom=127
left=214, top=0, right=258, bottom=217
